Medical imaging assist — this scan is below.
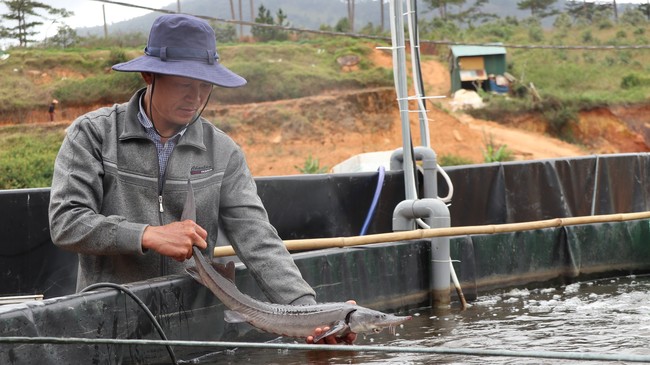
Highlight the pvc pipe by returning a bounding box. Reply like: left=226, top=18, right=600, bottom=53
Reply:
left=392, top=198, right=451, bottom=308
left=389, top=0, right=417, bottom=201
left=391, top=146, right=438, bottom=199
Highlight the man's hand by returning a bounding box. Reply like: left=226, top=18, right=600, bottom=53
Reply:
left=305, top=300, right=357, bottom=345
left=306, top=327, right=357, bottom=345
left=142, top=220, right=208, bottom=261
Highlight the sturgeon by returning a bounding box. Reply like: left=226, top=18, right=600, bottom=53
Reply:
left=181, top=181, right=410, bottom=342
left=188, top=248, right=411, bottom=341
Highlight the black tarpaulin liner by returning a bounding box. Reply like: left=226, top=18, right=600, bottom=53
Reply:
left=2, top=218, right=650, bottom=363
left=3, top=154, right=650, bottom=362
left=3, top=154, right=650, bottom=297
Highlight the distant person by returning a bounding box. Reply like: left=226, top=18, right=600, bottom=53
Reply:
left=48, top=14, right=355, bottom=345
left=48, top=99, right=58, bottom=121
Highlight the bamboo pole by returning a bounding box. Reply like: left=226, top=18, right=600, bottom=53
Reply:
left=214, top=211, right=650, bottom=257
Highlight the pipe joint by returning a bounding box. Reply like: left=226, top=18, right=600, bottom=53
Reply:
left=393, top=198, right=450, bottom=231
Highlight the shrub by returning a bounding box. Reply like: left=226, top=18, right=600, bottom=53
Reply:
left=54, top=71, right=144, bottom=105
left=482, top=133, right=514, bottom=163
left=540, top=98, right=579, bottom=142
left=295, top=155, right=328, bottom=174
left=0, top=127, right=64, bottom=189
left=438, top=154, right=474, bottom=166
left=621, top=74, right=643, bottom=89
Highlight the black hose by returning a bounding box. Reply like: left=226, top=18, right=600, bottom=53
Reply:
left=80, top=282, right=179, bottom=365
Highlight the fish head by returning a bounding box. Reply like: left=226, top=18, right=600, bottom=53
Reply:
left=347, top=307, right=411, bottom=336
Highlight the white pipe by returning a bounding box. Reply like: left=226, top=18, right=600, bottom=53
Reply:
left=389, top=0, right=417, bottom=201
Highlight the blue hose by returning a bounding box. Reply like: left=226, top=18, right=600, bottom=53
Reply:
left=360, top=166, right=386, bottom=236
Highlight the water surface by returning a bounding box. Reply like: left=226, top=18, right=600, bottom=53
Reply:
left=180, top=274, right=650, bottom=364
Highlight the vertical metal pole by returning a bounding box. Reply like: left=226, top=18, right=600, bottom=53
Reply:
left=389, top=0, right=452, bottom=308
left=405, top=0, right=431, bottom=148
left=102, top=5, right=108, bottom=39
left=389, top=0, right=417, bottom=202
left=238, top=0, right=243, bottom=38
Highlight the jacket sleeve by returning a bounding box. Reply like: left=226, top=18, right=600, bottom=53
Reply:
left=48, top=117, right=147, bottom=256
left=218, top=147, right=317, bottom=305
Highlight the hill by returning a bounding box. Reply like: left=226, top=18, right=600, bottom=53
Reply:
left=2, top=46, right=647, bottom=184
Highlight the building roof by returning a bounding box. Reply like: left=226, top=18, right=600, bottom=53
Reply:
left=450, top=44, right=507, bottom=58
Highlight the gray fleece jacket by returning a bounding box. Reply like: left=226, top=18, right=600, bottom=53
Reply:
left=49, top=89, right=316, bottom=305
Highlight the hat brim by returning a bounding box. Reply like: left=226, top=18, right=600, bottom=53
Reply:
left=112, top=55, right=247, bottom=88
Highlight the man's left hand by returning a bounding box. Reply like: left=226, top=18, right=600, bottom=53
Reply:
left=305, top=300, right=357, bottom=345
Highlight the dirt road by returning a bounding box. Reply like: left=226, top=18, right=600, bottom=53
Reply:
left=230, top=49, right=588, bottom=176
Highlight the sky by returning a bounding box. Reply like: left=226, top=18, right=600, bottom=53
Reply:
left=0, top=0, right=174, bottom=43
left=40, top=0, right=173, bottom=38
left=2, top=0, right=649, bottom=43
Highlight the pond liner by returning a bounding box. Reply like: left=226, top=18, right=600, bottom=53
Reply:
left=2, top=153, right=650, bottom=363
left=2, top=221, right=650, bottom=363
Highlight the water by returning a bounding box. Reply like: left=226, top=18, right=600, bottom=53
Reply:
left=179, top=275, right=650, bottom=364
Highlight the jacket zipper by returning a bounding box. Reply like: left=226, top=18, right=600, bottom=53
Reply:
left=157, top=148, right=168, bottom=277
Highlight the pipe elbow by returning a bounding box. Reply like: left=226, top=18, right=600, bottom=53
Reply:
left=392, top=198, right=449, bottom=231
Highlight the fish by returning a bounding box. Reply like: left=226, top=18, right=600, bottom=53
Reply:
left=187, top=249, right=411, bottom=342
left=181, top=181, right=411, bottom=342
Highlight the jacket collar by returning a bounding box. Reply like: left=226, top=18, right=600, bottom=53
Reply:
left=120, top=88, right=207, bottom=151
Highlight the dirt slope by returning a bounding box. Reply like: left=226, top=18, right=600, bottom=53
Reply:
left=18, top=46, right=649, bottom=177
left=222, top=49, right=591, bottom=176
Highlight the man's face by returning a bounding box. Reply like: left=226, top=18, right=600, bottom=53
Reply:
left=145, top=74, right=213, bottom=127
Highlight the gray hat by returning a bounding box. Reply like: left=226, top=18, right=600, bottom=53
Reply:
left=112, top=14, right=246, bottom=88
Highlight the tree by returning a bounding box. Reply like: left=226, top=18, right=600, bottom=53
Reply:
left=637, top=2, right=650, bottom=20
left=424, top=0, right=495, bottom=25
left=212, top=23, right=237, bottom=43
left=425, top=0, right=467, bottom=20
left=0, top=0, right=72, bottom=47
left=565, top=1, right=615, bottom=24
left=251, top=5, right=288, bottom=42
left=46, top=24, right=77, bottom=48
left=517, top=0, right=559, bottom=19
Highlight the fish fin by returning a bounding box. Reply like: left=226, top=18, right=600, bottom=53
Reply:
left=185, top=266, right=204, bottom=285
left=312, top=320, right=348, bottom=343
left=223, top=310, right=247, bottom=323
left=212, top=261, right=236, bottom=283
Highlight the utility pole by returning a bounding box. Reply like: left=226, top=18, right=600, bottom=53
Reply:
left=238, top=0, right=243, bottom=38
left=177, top=0, right=181, bottom=13
left=102, top=4, right=108, bottom=39
left=250, top=0, right=254, bottom=36
left=380, top=0, right=385, bottom=31
left=347, top=0, right=355, bottom=32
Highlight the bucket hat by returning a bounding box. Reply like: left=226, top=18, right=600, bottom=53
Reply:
left=112, top=14, right=246, bottom=88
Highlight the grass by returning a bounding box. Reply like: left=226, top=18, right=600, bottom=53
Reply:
left=1, top=20, right=649, bottom=187
left=438, top=154, right=474, bottom=166
left=481, top=133, right=514, bottom=163
left=0, top=125, right=65, bottom=189
left=294, top=154, right=329, bottom=174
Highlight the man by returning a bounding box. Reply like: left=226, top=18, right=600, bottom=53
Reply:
left=49, top=14, right=353, bottom=344
left=48, top=99, right=58, bottom=121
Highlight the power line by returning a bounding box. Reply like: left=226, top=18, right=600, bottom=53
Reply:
left=90, top=0, right=650, bottom=51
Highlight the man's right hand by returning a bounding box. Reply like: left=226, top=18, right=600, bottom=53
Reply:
left=142, top=220, right=208, bottom=261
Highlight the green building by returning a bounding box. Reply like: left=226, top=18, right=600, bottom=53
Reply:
left=449, top=44, right=507, bottom=94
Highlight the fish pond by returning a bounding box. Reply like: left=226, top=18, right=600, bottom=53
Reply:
left=176, top=274, right=650, bottom=364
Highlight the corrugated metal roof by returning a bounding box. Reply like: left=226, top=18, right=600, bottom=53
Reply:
left=450, top=44, right=507, bottom=58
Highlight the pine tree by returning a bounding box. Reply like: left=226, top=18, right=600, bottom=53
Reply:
left=251, top=5, right=288, bottom=42
left=0, top=0, right=71, bottom=47
left=517, top=0, right=559, bottom=19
